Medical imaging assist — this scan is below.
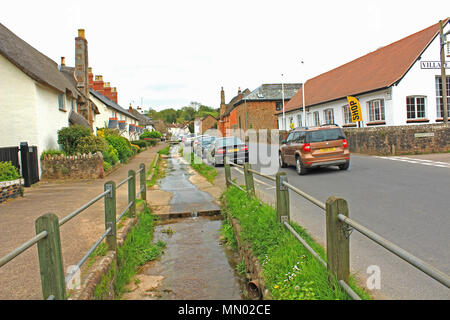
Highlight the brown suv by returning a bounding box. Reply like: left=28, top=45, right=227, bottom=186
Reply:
left=279, top=125, right=350, bottom=175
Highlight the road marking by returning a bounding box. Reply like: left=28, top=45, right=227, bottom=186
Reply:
left=375, top=156, right=450, bottom=169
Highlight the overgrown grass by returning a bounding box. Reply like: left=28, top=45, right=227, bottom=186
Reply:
left=114, top=204, right=166, bottom=298
left=158, top=145, right=170, bottom=155
left=222, top=186, right=371, bottom=300
left=146, top=156, right=166, bottom=188
left=184, top=151, right=217, bottom=183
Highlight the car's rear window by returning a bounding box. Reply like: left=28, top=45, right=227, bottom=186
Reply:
left=307, top=129, right=345, bottom=143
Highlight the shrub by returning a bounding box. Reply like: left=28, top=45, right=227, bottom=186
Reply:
left=103, top=145, right=119, bottom=165
left=105, top=135, right=132, bottom=162
left=131, top=140, right=147, bottom=149
left=141, top=130, right=162, bottom=139
left=75, top=136, right=108, bottom=155
left=57, top=125, right=92, bottom=155
left=103, top=161, right=112, bottom=172
left=0, top=161, right=20, bottom=182
left=143, top=138, right=157, bottom=146
left=40, top=149, right=65, bottom=159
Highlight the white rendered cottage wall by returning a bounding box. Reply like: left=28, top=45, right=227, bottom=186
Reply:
left=0, top=54, right=39, bottom=149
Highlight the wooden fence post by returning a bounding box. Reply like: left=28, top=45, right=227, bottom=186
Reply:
left=275, top=171, right=290, bottom=223
left=243, top=163, right=255, bottom=197
left=224, top=157, right=231, bottom=188
left=326, top=196, right=350, bottom=284
left=104, top=181, right=117, bottom=251
left=35, top=213, right=66, bottom=300
left=140, top=163, right=146, bottom=201
left=128, top=170, right=136, bottom=217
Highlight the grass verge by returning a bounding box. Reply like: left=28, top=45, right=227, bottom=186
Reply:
left=183, top=151, right=217, bottom=183
left=221, top=186, right=371, bottom=300
left=114, top=203, right=166, bottom=298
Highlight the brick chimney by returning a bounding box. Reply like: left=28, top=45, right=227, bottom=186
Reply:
left=237, top=87, right=242, bottom=100
left=111, top=87, right=118, bottom=103
left=219, top=87, right=226, bottom=117
left=103, top=82, right=112, bottom=100
left=75, top=29, right=89, bottom=97
left=93, top=75, right=104, bottom=95
left=88, top=67, right=94, bottom=88
left=129, top=103, right=133, bottom=113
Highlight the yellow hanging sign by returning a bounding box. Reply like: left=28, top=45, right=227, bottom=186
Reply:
left=347, top=96, right=363, bottom=123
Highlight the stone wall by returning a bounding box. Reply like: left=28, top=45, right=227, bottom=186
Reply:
left=0, top=179, right=23, bottom=203
left=41, top=152, right=104, bottom=180
left=343, top=124, right=450, bottom=156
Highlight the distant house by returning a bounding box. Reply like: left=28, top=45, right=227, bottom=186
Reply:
left=90, top=89, right=140, bottom=141
left=128, top=105, right=155, bottom=132
left=201, top=114, right=217, bottom=134
left=0, top=23, right=92, bottom=170
left=277, top=19, right=450, bottom=128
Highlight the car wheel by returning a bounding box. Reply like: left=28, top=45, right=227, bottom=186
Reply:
left=339, top=160, right=350, bottom=171
left=296, top=156, right=309, bottom=175
left=279, top=153, right=287, bottom=168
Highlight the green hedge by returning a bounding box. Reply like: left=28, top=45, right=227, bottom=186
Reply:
left=57, top=125, right=92, bottom=155
left=0, top=161, right=20, bottom=182
left=105, top=135, right=132, bottom=162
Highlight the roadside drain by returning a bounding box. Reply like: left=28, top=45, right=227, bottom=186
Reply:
left=122, top=215, right=247, bottom=300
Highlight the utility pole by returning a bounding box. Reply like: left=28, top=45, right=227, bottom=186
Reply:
left=440, top=20, right=448, bottom=125
left=281, top=73, right=286, bottom=130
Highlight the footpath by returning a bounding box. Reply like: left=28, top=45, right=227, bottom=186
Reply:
left=0, top=143, right=166, bottom=300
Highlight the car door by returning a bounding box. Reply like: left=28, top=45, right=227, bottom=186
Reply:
left=283, top=132, right=296, bottom=164
left=290, top=131, right=305, bottom=161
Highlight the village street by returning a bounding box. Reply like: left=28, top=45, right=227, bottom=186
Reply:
left=0, top=144, right=167, bottom=300
left=214, top=144, right=450, bottom=300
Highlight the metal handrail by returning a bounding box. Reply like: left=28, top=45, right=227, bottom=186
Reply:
left=228, top=162, right=244, bottom=170
left=65, top=227, right=112, bottom=284
left=338, top=280, right=362, bottom=300
left=247, top=168, right=276, bottom=182
left=116, top=201, right=133, bottom=223
left=117, top=175, right=132, bottom=189
left=59, top=190, right=111, bottom=227
left=282, top=181, right=326, bottom=211
left=338, top=214, right=450, bottom=289
left=0, top=231, right=48, bottom=268
left=136, top=187, right=145, bottom=199
left=227, top=179, right=246, bottom=193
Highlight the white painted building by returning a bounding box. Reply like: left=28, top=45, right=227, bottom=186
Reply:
left=90, top=89, right=140, bottom=141
left=0, top=23, right=82, bottom=167
left=278, top=19, right=450, bottom=129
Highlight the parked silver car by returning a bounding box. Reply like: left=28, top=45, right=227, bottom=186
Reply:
left=206, top=137, right=249, bottom=167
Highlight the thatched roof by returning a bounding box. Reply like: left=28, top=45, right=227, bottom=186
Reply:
left=0, top=23, right=79, bottom=98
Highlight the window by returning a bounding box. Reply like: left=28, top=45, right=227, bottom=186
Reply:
left=323, top=109, right=334, bottom=124
left=58, top=94, right=65, bottom=111
left=406, top=96, right=426, bottom=119
left=435, top=77, right=450, bottom=118
left=343, top=105, right=352, bottom=124
left=286, top=132, right=295, bottom=143
left=367, top=99, right=385, bottom=122
left=71, top=99, right=75, bottom=112
left=295, top=131, right=306, bottom=143
left=276, top=101, right=283, bottom=111
left=297, top=113, right=303, bottom=127
left=313, top=111, right=320, bottom=126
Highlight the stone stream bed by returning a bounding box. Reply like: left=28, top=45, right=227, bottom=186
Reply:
left=122, top=146, right=248, bottom=300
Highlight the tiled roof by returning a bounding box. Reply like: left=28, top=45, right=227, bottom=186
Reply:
left=0, top=23, right=79, bottom=98
left=277, top=19, right=448, bottom=114
left=236, top=83, right=301, bottom=105
left=222, top=88, right=251, bottom=117
left=90, top=88, right=139, bottom=120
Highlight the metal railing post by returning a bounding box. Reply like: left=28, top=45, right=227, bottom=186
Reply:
left=140, top=163, right=146, bottom=201
left=35, top=213, right=66, bottom=300
left=128, top=170, right=136, bottom=217
left=276, top=171, right=290, bottom=223
left=243, top=162, right=255, bottom=197
left=326, top=196, right=350, bottom=285
left=104, top=181, right=117, bottom=251
left=224, top=157, right=231, bottom=188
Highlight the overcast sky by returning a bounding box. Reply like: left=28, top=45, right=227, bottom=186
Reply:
left=1, top=0, right=448, bottom=112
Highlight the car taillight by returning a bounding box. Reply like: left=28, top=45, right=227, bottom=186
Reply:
left=343, top=139, right=348, bottom=148
left=241, top=145, right=248, bottom=151
left=302, top=143, right=311, bottom=152
left=217, top=148, right=225, bottom=154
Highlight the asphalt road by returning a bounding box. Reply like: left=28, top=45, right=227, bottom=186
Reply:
left=211, top=143, right=450, bottom=300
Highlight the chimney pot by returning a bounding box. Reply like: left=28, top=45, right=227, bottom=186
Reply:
left=78, top=29, right=85, bottom=38
left=61, top=57, right=65, bottom=66
left=88, top=67, right=93, bottom=73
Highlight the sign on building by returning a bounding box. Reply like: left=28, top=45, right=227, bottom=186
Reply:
left=420, top=61, right=449, bottom=69
left=347, top=96, right=363, bottom=123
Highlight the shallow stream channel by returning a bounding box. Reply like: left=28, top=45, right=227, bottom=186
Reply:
left=122, top=146, right=247, bottom=300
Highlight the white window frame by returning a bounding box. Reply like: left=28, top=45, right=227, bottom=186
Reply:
left=435, top=76, right=450, bottom=118
left=297, top=113, right=302, bottom=127
left=58, top=93, right=65, bottom=111
left=367, top=99, right=385, bottom=122
left=313, top=111, right=320, bottom=126
left=323, top=108, right=334, bottom=124
left=406, top=96, right=427, bottom=119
